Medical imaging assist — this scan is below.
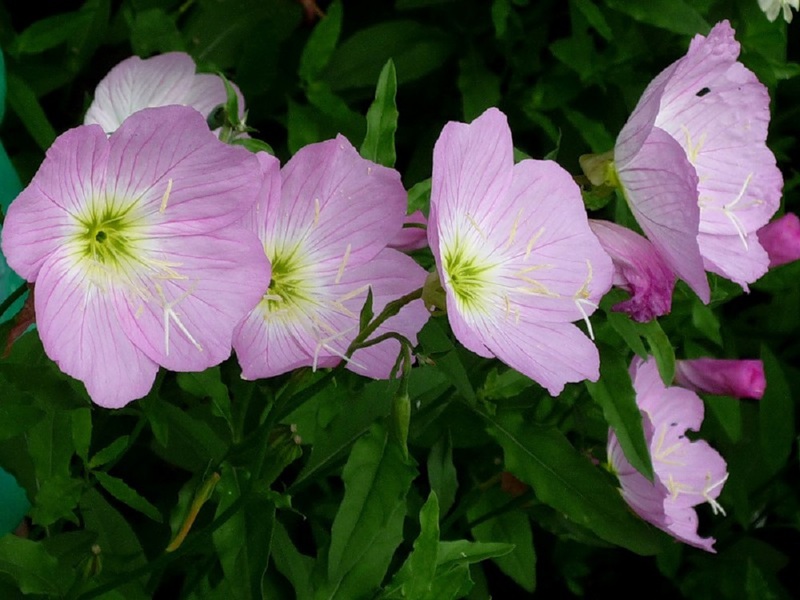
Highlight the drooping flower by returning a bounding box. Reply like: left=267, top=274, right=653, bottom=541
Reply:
left=84, top=52, right=244, bottom=135
left=757, top=213, right=800, bottom=268
left=389, top=210, right=428, bottom=252
left=233, top=137, right=430, bottom=380
left=614, top=21, right=782, bottom=299
left=429, top=108, right=613, bottom=396
left=758, top=0, right=798, bottom=22
left=608, top=357, right=728, bottom=552
left=589, top=220, right=676, bottom=322
left=675, top=358, right=766, bottom=400
left=0, top=106, right=269, bottom=408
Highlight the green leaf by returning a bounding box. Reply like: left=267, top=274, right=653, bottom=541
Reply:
left=691, top=301, right=722, bottom=346
left=94, top=471, right=163, bottom=523
left=5, top=72, right=56, bottom=151
left=603, top=0, right=709, bottom=36
left=11, top=10, right=93, bottom=55
left=88, top=436, right=130, bottom=469
left=759, top=346, right=794, bottom=476
left=271, top=521, right=315, bottom=600
left=359, top=287, right=375, bottom=334
left=457, top=51, right=501, bottom=121
left=177, top=367, right=234, bottom=438
left=299, top=1, right=343, bottom=84
left=305, top=81, right=366, bottom=143
left=70, top=408, right=92, bottom=464
left=468, top=488, right=536, bottom=592
left=407, top=178, right=432, bottom=215
left=361, top=60, right=399, bottom=168
left=484, top=411, right=664, bottom=554
left=80, top=487, right=147, bottom=572
left=29, top=475, right=83, bottom=527
left=322, top=21, right=453, bottom=90
left=0, top=401, right=43, bottom=440
left=606, top=311, right=647, bottom=358
left=129, top=8, right=185, bottom=56
left=385, top=492, right=440, bottom=598
left=26, top=408, right=74, bottom=482
left=232, top=137, right=275, bottom=155
left=585, top=345, right=653, bottom=481
left=417, top=320, right=476, bottom=403
left=0, top=536, right=74, bottom=595
left=325, top=423, right=416, bottom=597
left=573, top=0, right=613, bottom=40
left=640, top=320, right=675, bottom=385
left=427, top=433, right=458, bottom=516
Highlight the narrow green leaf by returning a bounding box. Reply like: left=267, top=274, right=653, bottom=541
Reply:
left=80, top=487, right=147, bottom=574
left=457, top=51, right=501, bottom=121
left=604, top=0, right=709, bottom=36
left=759, top=346, right=794, bottom=475
left=359, top=287, right=375, bottom=334
left=26, top=408, right=74, bottom=482
left=407, top=178, right=431, bottom=214
left=177, top=367, right=234, bottom=437
left=70, top=408, right=92, bottom=464
left=129, top=8, right=185, bottom=56
left=404, top=492, right=440, bottom=598
left=0, top=536, right=74, bottom=595
left=5, top=72, right=56, bottom=151
left=272, top=521, right=315, bottom=600
left=606, top=311, right=647, bottom=358
left=417, top=320, right=476, bottom=403
left=427, top=433, right=458, bottom=516
left=11, top=10, right=93, bottom=55
left=88, top=435, right=130, bottom=469
left=94, top=472, right=162, bottom=523
left=299, top=1, right=343, bottom=84
left=29, top=475, right=83, bottom=527
left=361, top=60, right=398, bottom=167
left=436, top=540, right=515, bottom=566
left=641, top=320, right=675, bottom=385
left=232, top=137, right=275, bottom=155
left=573, top=0, right=613, bottom=40
left=691, top=301, right=722, bottom=346
left=0, top=402, right=43, bottom=440
left=585, top=345, right=653, bottom=481
left=326, top=423, right=416, bottom=595
left=484, top=411, right=664, bottom=555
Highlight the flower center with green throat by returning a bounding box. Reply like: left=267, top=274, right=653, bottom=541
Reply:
left=260, top=246, right=315, bottom=316
left=442, top=242, right=494, bottom=312
left=75, top=203, right=139, bottom=270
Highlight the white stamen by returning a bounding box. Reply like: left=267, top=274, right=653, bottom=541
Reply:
left=159, top=179, right=174, bottom=213
left=524, top=228, right=545, bottom=259
left=465, top=213, right=487, bottom=240
left=336, top=243, right=351, bottom=284
left=313, top=198, right=321, bottom=227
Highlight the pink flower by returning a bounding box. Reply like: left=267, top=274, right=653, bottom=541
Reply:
left=608, top=357, right=728, bottom=552
left=84, top=52, right=244, bottom=135
left=589, top=220, right=676, bottom=322
left=233, top=137, right=430, bottom=380
left=757, top=213, right=800, bottom=268
left=615, top=21, right=782, bottom=299
left=389, top=210, right=428, bottom=252
left=429, top=108, right=613, bottom=395
left=0, top=106, right=269, bottom=408
left=675, top=358, right=766, bottom=400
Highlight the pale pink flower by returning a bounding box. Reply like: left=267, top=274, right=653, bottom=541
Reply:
left=609, top=357, right=728, bottom=552
left=675, top=358, right=766, bottom=400
left=0, top=107, right=269, bottom=408
left=615, top=21, right=782, bottom=299
left=84, top=52, right=244, bottom=135
left=589, top=220, right=675, bottom=322
left=757, top=213, right=800, bottom=268
left=429, top=108, right=613, bottom=396
left=233, top=138, right=430, bottom=380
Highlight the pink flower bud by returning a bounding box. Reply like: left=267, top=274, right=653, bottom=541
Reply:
left=674, top=358, right=766, bottom=400
left=757, top=213, right=800, bottom=268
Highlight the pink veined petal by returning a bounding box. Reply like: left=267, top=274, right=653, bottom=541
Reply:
left=757, top=213, right=800, bottom=268
left=589, top=220, right=676, bottom=322
left=115, top=227, right=270, bottom=372
left=496, top=159, right=613, bottom=323
left=84, top=52, right=197, bottom=133
left=233, top=310, right=319, bottom=380
left=445, top=293, right=495, bottom=359
left=698, top=231, right=769, bottom=290
left=239, top=152, right=282, bottom=241
left=662, top=505, right=717, bottom=552
left=307, top=249, right=430, bottom=379
left=389, top=210, right=429, bottom=252
left=105, top=106, right=261, bottom=232
left=273, top=135, right=407, bottom=271
left=182, top=73, right=242, bottom=123
left=479, top=315, right=601, bottom=396
left=35, top=250, right=159, bottom=408
left=617, top=126, right=710, bottom=303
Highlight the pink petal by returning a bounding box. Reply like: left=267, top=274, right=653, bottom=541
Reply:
left=616, top=127, right=709, bottom=303
left=239, top=152, right=282, bottom=240
left=757, top=213, right=800, bottom=268
left=84, top=53, right=197, bottom=133
left=674, top=358, right=766, bottom=400
left=589, top=220, right=675, bottom=322
left=105, top=106, right=261, bottom=232
left=698, top=231, right=769, bottom=290
left=35, top=250, right=158, bottom=408
left=389, top=210, right=428, bottom=252
left=275, top=135, right=407, bottom=270
left=183, top=74, right=243, bottom=123
left=115, top=227, right=270, bottom=372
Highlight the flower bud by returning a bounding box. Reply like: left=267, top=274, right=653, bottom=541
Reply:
left=674, top=358, right=766, bottom=400
left=757, top=213, right=800, bottom=269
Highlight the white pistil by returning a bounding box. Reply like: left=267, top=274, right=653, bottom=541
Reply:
left=156, top=283, right=203, bottom=355
left=159, top=178, right=174, bottom=213
left=722, top=173, right=753, bottom=250
left=573, top=261, right=597, bottom=340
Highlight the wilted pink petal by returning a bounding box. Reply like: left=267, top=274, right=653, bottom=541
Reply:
left=0, top=106, right=269, bottom=407
left=615, top=21, right=781, bottom=295
left=84, top=52, right=245, bottom=136
left=589, top=220, right=676, bottom=322
left=233, top=140, right=430, bottom=380
left=757, top=213, right=800, bottom=268
left=609, top=357, right=728, bottom=552
left=675, top=358, right=766, bottom=400
left=430, top=108, right=613, bottom=395
left=389, top=210, right=428, bottom=252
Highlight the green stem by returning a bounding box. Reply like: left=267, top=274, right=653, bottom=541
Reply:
left=345, top=287, right=423, bottom=358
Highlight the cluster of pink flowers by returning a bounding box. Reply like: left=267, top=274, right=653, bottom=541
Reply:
left=0, top=21, right=794, bottom=552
